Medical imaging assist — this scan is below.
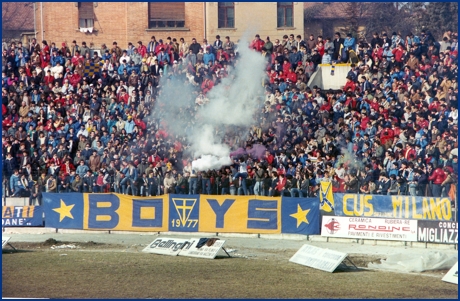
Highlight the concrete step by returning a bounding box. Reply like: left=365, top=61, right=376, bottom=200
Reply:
left=3, top=197, right=30, bottom=206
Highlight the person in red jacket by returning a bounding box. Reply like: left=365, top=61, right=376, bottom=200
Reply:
left=277, top=70, right=286, bottom=82
left=137, top=41, right=147, bottom=58
left=134, top=116, right=146, bottom=131
left=69, top=72, right=82, bottom=88
left=268, top=68, right=278, bottom=83
left=286, top=68, right=297, bottom=83
left=342, top=76, right=356, bottom=92
left=201, top=76, right=214, bottom=95
left=282, top=59, right=291, bottom=74
left=380, top=125, right=394, bottom=148
left=43, top=70, right=54, bottom=86
left=359, top=112, right=371, bottom=130
left=250, top=34, right=265, bottom=52
left=392, top=44, right=405, bottom=63
left=403, top=143, right=416, bottom=160
left=428, top=166, right=447, bottom=197
left=364, top=97, right=380, bottom=112
left=264, top=150, right=274, bottom=166
left=40, top=52, right=50, bottom=69
left=60, top=159, right=75, bottom=176
left=275, top=173, right=287, bottom=196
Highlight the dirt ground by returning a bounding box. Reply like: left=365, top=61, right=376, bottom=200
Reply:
left=2, top=238, right=458, bottom=299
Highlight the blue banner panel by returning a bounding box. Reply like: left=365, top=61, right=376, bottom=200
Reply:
left=43, top=193, right=84, bottom=229
left=2, top=206, right=43, bottom=227
left=333, top=194, right=452, bottom=221
left=281, top=197, right=320, bottom=235
left=168, top=194, right=200, bottom=232
left=198, top=196, right=281, bottom=234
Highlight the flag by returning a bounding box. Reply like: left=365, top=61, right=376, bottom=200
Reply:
left=281, top=197, right=320, bottom=235
left=319, top=181, right=334, bottom=212
left=43, top=193, right=84, bottom=229
left=83, top=61, right=103, bottom=77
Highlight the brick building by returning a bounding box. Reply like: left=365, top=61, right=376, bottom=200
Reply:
left=35, top=2, right=305, bottom=48
left=205, top=2, right=304, bottom=42
left=35, top=2, right=205, bottom=48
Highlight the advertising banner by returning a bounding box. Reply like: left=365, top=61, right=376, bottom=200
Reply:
left=289, top=244, right=348, bottom=273
left=142, top=238, right=192, bottom=256
left=442, top=262, right=458, bottom=284
left=178, top=238, right=226, bottom=259
left=2, top=236, right=11, bottom=249
left=321, top=216, right=418, bottom=241
left=333, top=194, right=452, bottom=221
left=417, top=221, right=458, bottom=244
left=2, top=206, right=43, bottom=227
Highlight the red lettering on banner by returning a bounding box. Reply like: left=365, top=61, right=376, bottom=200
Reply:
left=349, top=224, right=409, bottom=232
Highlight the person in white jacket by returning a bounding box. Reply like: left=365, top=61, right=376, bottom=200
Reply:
left=448, top=107, right=458, bottom=124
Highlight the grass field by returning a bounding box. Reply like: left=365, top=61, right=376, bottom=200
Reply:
left=2, top=240, right=457, bottom=299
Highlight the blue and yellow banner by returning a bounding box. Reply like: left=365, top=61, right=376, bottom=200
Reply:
left=83, top=61, right=103, bottom=77
left=281, top=197, right=320, bottom=235
left=334, top=194, right=453, bottom=221
left=2, top=206, right=43, bottom=227
left=42, top=193, right=320, bottom=235
left=319, top=181, right=334, bottom=212
left=43, top=193, right=169, bottom=231
left=199, top=195, right=281, bottom=234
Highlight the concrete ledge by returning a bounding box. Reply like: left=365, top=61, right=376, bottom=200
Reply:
left=57, top=229, right=109, bottom=234
left=327, top=237, right=361, bottom=244
left=216, top=233, right=259, bottom=238
left=3, top=228, right=458, bottom=251
left=308, top=235, right=329, bottom=242
left=410, top=241, right=457, bottom=250
left=362, top=239, right=406, bottom=247
left=3, top=227, right=56, bottom=234
left=109, top=231, right=160, bottom=235
left=3, top=197, right=28, bottom=206
left=259, top=234, right=307, bottom=241
left=159, top=231, right=217, bottom=237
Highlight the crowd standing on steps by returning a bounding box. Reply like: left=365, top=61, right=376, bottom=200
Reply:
left=2, top=29, right=458, bottom=208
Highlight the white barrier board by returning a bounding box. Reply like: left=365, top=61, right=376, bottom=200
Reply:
left=442, top=261, right=458, bottom=284
left=178, top=238, right=226, bottom=259
left=321, top=216, right=418, bottom=241
left=2, top=236, right=11, bottom=249
left=289, top=244, right=348, bottom=273
left=142, top=238, right=192, bottom=256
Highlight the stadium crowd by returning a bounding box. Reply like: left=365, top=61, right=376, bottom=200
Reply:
left=2, top=29, right=458, bottom=206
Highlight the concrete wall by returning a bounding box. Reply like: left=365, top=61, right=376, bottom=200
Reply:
left=205, top=2, right=304, bottom=42
left=308, top=63, right=350, bottom=90
left=36, top=2, right=205, bottom=48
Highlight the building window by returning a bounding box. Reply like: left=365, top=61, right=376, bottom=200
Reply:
left=78, top=2, right=94, bottom=28
left=148, top=2, right=185, bottom=28
left=218, top=2, right=234, bottom=28
left=277, top=2, right=293, bottom=27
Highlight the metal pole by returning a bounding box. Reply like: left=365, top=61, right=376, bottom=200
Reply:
left=455, top=184, right=458, bottom=222
left=203, top=3, right=207, bottom=40
left=33, top=2, right=37, bottom=38
left=40, top=2, right=44, bottom=41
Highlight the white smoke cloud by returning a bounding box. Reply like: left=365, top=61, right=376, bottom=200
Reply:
left=151, top=34, right=267, bottom=172
left=190, top=37, right=267, bottom=171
